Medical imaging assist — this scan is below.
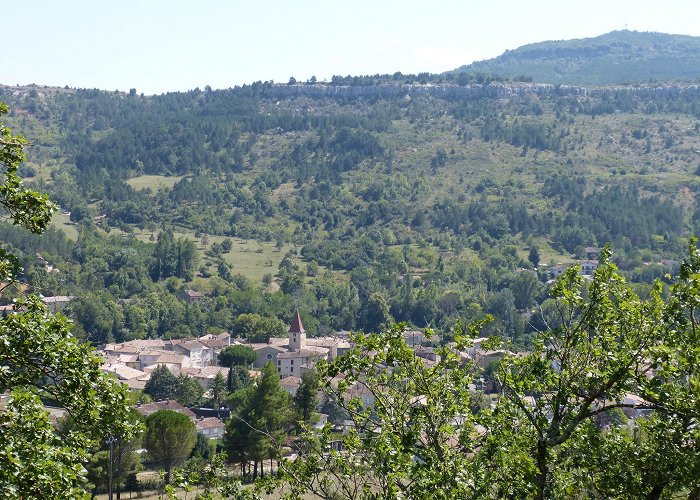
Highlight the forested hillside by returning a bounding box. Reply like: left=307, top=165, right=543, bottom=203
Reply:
left=452, top=30, right=700, bottom=85
left=2, top=79, right=700, bottom=346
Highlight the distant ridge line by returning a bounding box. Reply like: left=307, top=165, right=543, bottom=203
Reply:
left=259, top=82, right=700, bottom=100
left=3, top=81, right=700, bottom=101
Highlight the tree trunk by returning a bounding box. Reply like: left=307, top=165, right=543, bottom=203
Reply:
left=535, top=440, right=548, bottom=500
left=689, top=486, right=700, bottom=500
left=253, top=460, right=258, bottom=479
left=646, top=484, right=665, bottom=500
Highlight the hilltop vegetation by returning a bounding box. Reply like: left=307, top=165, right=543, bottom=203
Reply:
left=452, top=30, right=700, bottom=85
left=2, top=76, right=700, bottom=345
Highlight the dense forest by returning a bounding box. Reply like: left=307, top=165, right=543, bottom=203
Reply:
left=2, top=75, right=700, bottom=348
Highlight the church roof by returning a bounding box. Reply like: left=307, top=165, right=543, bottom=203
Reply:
left=289, top=310, right=305, bottom=334
left=276, top=347, right=328, bottom=359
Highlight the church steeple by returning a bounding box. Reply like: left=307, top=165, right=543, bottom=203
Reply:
left=288, top=310, right=306, bottom=351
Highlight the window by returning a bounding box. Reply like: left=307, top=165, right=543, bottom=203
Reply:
left=278, top=360, right=281, bottom=365
left=290, top=367, right=294, bottom=372
left=291, top=359, right=294, bottom=365
left=277, top=367, right=281, bottom=373
left=266, top=353, right=273, bottom=360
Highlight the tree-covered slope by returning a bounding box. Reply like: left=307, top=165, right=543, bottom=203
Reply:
left=3, top=80, right=700, bottom=345
left=451, top=30, right=700, bottom=85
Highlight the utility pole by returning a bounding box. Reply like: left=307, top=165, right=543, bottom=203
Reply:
left=106, top=435, right=117, bottom=500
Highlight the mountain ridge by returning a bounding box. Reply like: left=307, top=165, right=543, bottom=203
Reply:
left=451, top=30, right=700, bottom=85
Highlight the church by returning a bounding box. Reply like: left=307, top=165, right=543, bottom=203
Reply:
left=248, top=310, right=351, bottom=377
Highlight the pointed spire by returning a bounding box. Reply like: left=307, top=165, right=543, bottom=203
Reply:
left=289, top=309, right=305, bottom=333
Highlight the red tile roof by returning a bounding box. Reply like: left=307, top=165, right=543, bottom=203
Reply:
left=196, top=417, right=225, bottom=430
left=135, top=400, right=196, bottom=419
left=289, top=310, right=305, bottom=334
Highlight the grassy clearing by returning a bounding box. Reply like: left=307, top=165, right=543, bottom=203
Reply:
left=127, top=175, right=182, bottom=191
left=129, top=228, right=295, bottom=284
left=219, top=239, right=295, bottom=284
left=51, top=211, right=79, bottom=240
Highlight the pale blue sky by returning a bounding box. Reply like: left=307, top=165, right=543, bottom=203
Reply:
left=4, top=0, right=700, bottom=94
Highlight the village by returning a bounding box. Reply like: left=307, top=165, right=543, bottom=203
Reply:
left=95, top=306, right=653, bottom=447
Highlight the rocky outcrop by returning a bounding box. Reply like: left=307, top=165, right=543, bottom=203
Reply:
left=260, top=82, right=700, bottom=100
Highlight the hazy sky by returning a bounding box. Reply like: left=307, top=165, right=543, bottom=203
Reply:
left=5, top=0, right=700, bottom=94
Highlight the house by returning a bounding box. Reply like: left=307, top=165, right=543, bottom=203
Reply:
left=622, top=394, right=653, bottom=419
left=103, top=339, right=166, bottom=357
left=473, top=349, right=508, bottom=369
left=167, top=339, right=207, bottom=368
left=101, top=363, right=148, bottom=382
left=196, top=417, right=225, bottom=439
left=100, top=360, right=150, bottom=391
left=42, top=295, right=74, bottom=312
left=115, top=354, right=141, bottom=370
left=0, top=304, right=16, bottom=318
left=276, top=347, right=327, bottom=378
left=141, top=352, right=191, bottom=373
left=465, top=337, right=491, bottom=358
left=180, top=289, right=205, bottom=304
left=314, top=413, right=329, bottom=429
left=413, top=346, right=440, bottom=363
left=584, top=247, right=599, bottom=260
left=579, top=260, right=598, bottom=276
left=306, top=336, right=351, bottom=360
left=199, top=332, right=231, bottom=362
left=403, top=330, right=427, bottom=347
left=280, top=375, right=302, bottom=397
left=181, top=366, right=230, bottom=389
left=345, top=381, right=376, bottom=409
left=547, top=265, right=567, bottom=280
left=135, top=400, right=197, bottom=420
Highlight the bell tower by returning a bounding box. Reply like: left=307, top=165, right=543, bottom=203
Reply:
left=288, top=310, right=306, bottom=352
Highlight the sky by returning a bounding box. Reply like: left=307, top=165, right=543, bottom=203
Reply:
left=4, top=0, right=700, bottom=95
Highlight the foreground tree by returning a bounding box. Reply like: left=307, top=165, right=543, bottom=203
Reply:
left=488, top=249, right=666, bottom=498
left=277, top=323, right=484, bottom=499
left=0, top=102, right=140, bottom=497
left=276, top=246, right=700, bottom=498
left=143, top=409, right=197, bottom=483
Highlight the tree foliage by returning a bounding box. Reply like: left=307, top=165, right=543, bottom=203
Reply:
left=143, top=409, right=197, bottom=483
left=276, top=245, right=700, bottom=499
left=293, top=368, right=320, bottom=426
left=144, top=364, right=179, bottom=402
left=232, top=313, right=287, bottom=343
left=224, top=363, right=292, bottom=479
left=0, top=102, right=140, bottom=497
left=218, top=344, right=256, bottom=367
left=144, top=365, right=203, bottom=406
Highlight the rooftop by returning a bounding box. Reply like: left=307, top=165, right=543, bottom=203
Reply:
left=277, top=347, right=328, bottom=359
left=289, top=310, right=305, bottom=334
